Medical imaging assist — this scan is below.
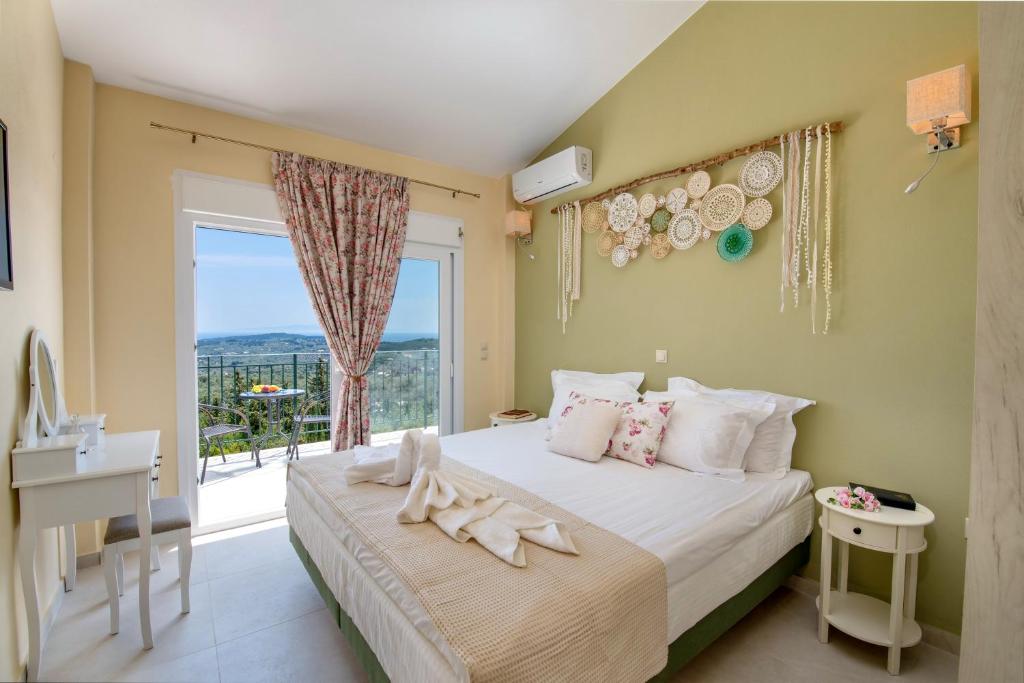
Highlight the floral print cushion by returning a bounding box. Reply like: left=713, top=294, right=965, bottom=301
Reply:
left=605, top=399, right=674, bottom=468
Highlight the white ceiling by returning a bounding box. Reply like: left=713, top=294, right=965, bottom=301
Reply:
left=51, top=0, right=702, bottom=176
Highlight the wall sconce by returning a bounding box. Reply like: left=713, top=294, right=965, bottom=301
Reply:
left=904, top=64, right=972, bottom=193
left=505, top=209, right=532, bottom=245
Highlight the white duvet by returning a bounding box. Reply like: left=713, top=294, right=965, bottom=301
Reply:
left=439, top=420, right=813, bottom=588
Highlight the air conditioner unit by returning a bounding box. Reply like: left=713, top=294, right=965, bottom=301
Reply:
left=512, top=146, right=593, bottom=205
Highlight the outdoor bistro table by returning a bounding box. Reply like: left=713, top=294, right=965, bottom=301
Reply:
left=237, top=388, right=306, bottom=465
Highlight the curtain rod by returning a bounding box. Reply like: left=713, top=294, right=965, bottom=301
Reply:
left=549, top=121, right=844, bottom=213
left=148, top=121, right=482, bottom=199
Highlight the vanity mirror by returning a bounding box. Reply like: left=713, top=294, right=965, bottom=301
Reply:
left=19, top=328, right=105, bottom=450
left=21, top=329, right=67, bottom=447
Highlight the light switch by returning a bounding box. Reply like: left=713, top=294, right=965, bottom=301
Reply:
left=655, top=349, right=668, bottom=363
left=480, top=342, right=489, bottom=360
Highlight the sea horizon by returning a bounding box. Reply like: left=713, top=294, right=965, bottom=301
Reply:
left=197, top=328, right=438, bottom=342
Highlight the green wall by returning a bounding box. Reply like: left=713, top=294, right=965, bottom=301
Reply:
left=515, top=2, right=977, bottom=634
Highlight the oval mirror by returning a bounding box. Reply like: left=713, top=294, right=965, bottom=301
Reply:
left=29, top=330, right=62, bottom=437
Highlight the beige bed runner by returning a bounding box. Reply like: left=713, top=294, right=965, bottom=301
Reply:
left=290, top=453, right=667, bottom=683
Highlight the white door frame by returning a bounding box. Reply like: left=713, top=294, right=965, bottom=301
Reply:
left=172, top=170, right=464, bottom=525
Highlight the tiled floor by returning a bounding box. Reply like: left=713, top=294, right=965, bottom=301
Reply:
left=40, top=518, right=958, bottom=682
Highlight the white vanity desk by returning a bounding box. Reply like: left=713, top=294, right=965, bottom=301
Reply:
left=14, top=430, right=160, bottom=682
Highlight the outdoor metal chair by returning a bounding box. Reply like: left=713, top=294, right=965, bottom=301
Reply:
left=287, top=392, right=330, bottom=461
left=198, top=403, right=258, bottom=484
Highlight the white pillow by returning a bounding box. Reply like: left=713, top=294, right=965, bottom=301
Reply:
left=644, top=390, right=774, bottom=480
left=547, top=394, right=622, bottom=462
left=547, top=375, right=640, bottom=421
left=666, top=377, right=814, bottom=477
left=550, top=369, right=645, bottom=391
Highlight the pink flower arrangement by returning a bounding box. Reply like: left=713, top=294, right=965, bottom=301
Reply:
left=828, top=486, right=881, bottom=512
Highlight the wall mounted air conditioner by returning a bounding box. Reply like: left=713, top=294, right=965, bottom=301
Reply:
left=512, top=146, right=593, bottom=205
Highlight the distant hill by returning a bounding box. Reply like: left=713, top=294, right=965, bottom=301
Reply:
left=197, top=332, right=438, bottom=357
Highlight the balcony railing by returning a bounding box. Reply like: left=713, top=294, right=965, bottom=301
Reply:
left=197, top=349, right=440, bottom=456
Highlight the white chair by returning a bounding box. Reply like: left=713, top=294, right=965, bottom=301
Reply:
left=102, top=496, right=192, bottom=635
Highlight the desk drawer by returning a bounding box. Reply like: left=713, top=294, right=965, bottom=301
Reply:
left=829, top=513, right=897, bottom=550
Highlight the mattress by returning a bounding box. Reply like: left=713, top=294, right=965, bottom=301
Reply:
left=286, top=421, right=814, bottom=682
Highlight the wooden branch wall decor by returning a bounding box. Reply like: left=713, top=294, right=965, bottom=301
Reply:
left=549, top=121, right=844, bottom=213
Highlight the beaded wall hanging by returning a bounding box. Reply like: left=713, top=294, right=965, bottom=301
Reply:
left=552, top=121, right=841, bottom=334
left=556, top=201, right=582, bottom=333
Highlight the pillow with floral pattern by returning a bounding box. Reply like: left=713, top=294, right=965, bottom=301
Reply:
left=604, top=399, right=675, bottom=468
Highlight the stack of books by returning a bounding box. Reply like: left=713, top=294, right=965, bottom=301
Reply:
left=496, top=409, right=533, bottom=421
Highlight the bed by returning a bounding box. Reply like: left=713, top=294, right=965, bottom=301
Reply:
left=287, top=420, right=814, bottom=682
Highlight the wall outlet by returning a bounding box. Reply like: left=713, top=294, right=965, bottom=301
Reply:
left=655, top=349, right=668, bottom=363
left=480, top=342, right=489, bottom=361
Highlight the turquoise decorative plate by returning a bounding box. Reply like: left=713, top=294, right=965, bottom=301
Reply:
left=717, top=223, right=753, bottom=262
left=650, top=208, right=671, bottom=233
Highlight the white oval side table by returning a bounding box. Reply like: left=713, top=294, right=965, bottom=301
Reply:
left=489, top=411, right=538, bottom=428
left=814, top=486, right=935, bottom=675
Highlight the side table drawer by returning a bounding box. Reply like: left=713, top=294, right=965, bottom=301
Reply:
left=829, top=513, right=897, bottom=550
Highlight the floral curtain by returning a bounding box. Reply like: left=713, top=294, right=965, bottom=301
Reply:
left=272, top=152, right=410, bottom=450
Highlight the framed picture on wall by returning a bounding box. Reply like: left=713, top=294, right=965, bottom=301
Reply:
left=0, top=119, right=10, bottom=290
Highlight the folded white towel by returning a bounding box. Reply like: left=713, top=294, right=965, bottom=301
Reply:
left=396, top=434, right=578, bottom=567
left=343, top=429, right=423, bottom=486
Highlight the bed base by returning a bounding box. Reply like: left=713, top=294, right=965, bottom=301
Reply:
left=290, top=528, right=811, bottom=683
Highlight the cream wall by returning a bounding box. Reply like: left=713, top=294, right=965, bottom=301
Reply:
left=516, top=2, right=977, bottom=634
left=82, top=85, right=512, bottom=525
left=0, top=0, right=66, bottom=678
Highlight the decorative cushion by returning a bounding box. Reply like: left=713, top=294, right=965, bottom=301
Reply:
left=547, top=393, right=623, bottom=462
left=104, top=496, right=191, bottom=545
left=605, top=398, right=674, bottom=469
left=644, top=390, right=774, bottom=479
left=666, top=377, right=814, bottom=477
left=547, top=375, right=640, bottom=423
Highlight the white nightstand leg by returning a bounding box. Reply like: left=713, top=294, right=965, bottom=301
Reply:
left=837, top=541, right=849, bottom=593
left=904, top=552, right=918, bottom=620
left=818, top=511, right=832, bottom=643
left=888, top=551, right=907, bottom=675
left=63, top=524, right=77, bottom=591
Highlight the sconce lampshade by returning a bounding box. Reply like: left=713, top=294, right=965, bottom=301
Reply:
left=505, top=210, right=532, bottom=237
left=906, top=64, right=971, bottom=135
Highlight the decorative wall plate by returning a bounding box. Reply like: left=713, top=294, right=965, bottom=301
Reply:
left=650, top=233, right=671, bottom=259
left=667, top=209, right=701, bottom=250
left=686, top=170, right=712, bottom=199
left=637, top=193, right=657, bottom=218
left=623, top=225, right=644, bottom=249
left=738, top=151, right=783, bottom=197
left=611, top=244, right=631, bottom=268
left=608, top=193, right=639, bottom=232
left=666, top=187, right=689, bottom=213
left=650, top=207, right=671, bottom=233
left=698, top=184, right=745, bottom=231
left=741, top=197, right=772, bottom=230
left=597, top=230, right=616, bottom=257
left=717, top=223, right=754, bottom=262
left=581, top=201, right=607, bottom=233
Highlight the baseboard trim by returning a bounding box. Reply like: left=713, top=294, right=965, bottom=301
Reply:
left=784, top=575, right=961, bottom=655
left=76, top=551, right=101, bottom=569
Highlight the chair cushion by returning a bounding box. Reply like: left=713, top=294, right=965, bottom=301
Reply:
left=104, top=496, right=191, bottom=545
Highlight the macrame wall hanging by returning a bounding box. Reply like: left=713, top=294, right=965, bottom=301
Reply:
left=556, top=201, right=581, bottom=334
left=551, top=121, right=842, bottom=334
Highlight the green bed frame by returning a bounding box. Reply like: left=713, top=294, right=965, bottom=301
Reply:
left=290, top=528, right=811, bottom=683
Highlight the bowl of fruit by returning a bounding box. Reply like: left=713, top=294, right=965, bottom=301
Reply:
left=251, top=384, right=282, bottom=394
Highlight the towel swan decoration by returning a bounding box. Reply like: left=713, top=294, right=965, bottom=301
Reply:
left=344, top=430, right=578, bottom=567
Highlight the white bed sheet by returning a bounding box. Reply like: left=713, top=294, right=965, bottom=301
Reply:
left=440, top=420, right=813, bottom=589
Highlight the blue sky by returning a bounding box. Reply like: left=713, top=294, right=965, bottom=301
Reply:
left=195, top=227, right=438, bottom=338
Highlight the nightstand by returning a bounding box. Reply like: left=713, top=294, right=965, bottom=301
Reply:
left=815, top=487, right=934, bottom=675
left=489, top=411, right=538, bottom=427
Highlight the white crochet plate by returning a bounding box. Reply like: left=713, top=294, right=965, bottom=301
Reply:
left=637, top=193, right=658, bottom=219
left=611, top=244, right=631, bottom=268
left=738, top=151, right=783, bottom=197
left=741, top=197, right=773, bottom=230
left=686, top=171, right=712, bottom=199
left=608, top=193, right=639, bottom=233
left=667, top=209, right=701, bottom=250
left=698, top=184, right=745, bottom=231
